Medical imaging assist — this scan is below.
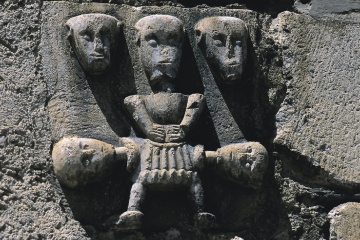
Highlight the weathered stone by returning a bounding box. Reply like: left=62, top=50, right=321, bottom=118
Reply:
left=119, top=15, right=216, bottom=229
left=328, top=202, right=360, bottom=240
left=310, top=0, right=360, bottom=16
left=195, top=17, right=248, bottom=84
left=0, top=0, right=87, bottom=239
left=273, top=11, right=360, bottom=190
left=66, top=14, right=122, bottom=75
left=206, top=142, right=268, bottom=188
left=52, top=137, right=127, bottom=188
left=134, top=15, right=184, bottom=93
left=8, top=0, right=360, bottom=239
left=40, top=2, right=276, bottom=237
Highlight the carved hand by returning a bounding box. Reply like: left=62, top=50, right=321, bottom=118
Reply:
left=165, top=124, right=187, bottom=142
left=148, top=124, right=166, bottom=142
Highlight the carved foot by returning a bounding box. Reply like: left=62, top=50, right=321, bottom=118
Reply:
left=194, top=212, right=217, bottom=229
left=115, top=210, right=144, bottom=230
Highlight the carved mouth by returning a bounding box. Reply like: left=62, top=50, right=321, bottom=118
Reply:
left=90, top=54, right=105, bottom=59
left=157, top=62, right=172, bottom=66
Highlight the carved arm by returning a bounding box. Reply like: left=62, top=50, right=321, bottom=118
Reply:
left=180, top=93, right=205, bottom=134
left=124, top=95, right=165, bottom=142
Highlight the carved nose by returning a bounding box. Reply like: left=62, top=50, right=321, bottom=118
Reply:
left=226, top=44, right=235, bottom=58
left=94, top=37, right=104, bottom=51
left=225, top=37, right=235, bottom=58
left=160, top=46, right=171, bottom=56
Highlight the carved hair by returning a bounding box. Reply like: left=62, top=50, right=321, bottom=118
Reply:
left=194, top=16, right=248, bottom=45
left=134, top=15, right=184, bottom=46
left=66, top=13, right=122, bottom=47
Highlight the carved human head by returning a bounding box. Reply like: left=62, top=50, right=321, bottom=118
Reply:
left=66, top=14, right=121, bottom=75
left=135, top=15, right=184, bottom=92
left=195, top=17, right=248, bottom=84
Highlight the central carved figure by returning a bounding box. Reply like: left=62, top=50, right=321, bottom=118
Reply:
left=118, top=15, right=216, bottom=229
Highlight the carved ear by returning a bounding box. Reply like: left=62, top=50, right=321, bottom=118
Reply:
left=65, top=23, right=72, bottom=41
left=136, top=33, right=141, bottom=46
left=117, top=21, right=123, bottom=30
left=131, top=28, right=141, bottom=46
left=195, top=29, right=203, bottom=46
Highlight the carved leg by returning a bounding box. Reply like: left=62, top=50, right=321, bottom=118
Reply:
left=116, top=181, right=146, bottom=230
left=190, top=172, right=216, bottom=229
left=190, top=172, right=204, bottom=212
left=128, top=181, right=146, bottom=211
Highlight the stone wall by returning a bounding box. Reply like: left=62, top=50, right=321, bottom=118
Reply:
left=0, top=0, right=359, bottom=239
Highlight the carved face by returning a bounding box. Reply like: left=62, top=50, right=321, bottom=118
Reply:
left=135, top=15, right=184, bottom=91
left=195, top=17, right=248, bottom=84
left=66, top=14, right=120, bottom=75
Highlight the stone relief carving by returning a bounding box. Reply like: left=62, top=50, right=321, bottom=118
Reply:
left=118, top=15, right=216, bottom=230
left=120, top=15, right=268, bottom=230
left=195, top=17, right=248, bottom=84
left=51, top=13, right=128, bottom=190
left=66, top=13, right=122, bottom=75
left=52, top=137, right=128, bottom=188
left=51, top=13, right=268, bottom=231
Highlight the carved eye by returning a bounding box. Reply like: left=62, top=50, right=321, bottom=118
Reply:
left=214, top=39, right=223, bottom=47
left=148, top=39, right=157, bottom=47
left=81, top=32, right=91, bottom=41
left=167, top=34, right=179, bottom=46
left=235, top=40, right=242, bottom=46
left=103, top=34, right=111, bottom=43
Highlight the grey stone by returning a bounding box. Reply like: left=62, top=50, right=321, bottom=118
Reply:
left=52, top=137, right=127, bottom=188
left=119, top=15, right=216, bottom=229
left=134, top=15, right=184, bottom=93
left=0, top=0, right=87, bottom=239
left=206, top=142, right=268, bottom=189
left=10, top=0, right=360, bottom=239
left=328, top=202, right=360, bottom=240
left=273, top=11, right=360, bottom=190
left=195, top=17, right=248, bottom=84
left=66, top=14, right=122, bottom=75
left=41, top=2, right=276, bottom=236
left=310, top=0, right=360, bottom=16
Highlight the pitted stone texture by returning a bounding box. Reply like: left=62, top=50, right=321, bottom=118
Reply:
left=310, top=0, right=360, bottom=16
left=328, top=202, right=360, bottom=240
left=273, top=12, right=360, bottom=190
left=0, top=1, right=87, bottom=239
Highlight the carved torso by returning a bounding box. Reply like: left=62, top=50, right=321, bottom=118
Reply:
left=143, top=92, right=188, bottom=125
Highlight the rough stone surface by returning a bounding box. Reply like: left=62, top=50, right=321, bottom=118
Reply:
left=272, top=10, right=360, bottom=240
left=273, top=11, right=360, bottom=190
left=310, top=0, right=360, bottom=16
left=328, top=202, right=360, bottom=240
left=1, top=0, right=360, bottom=239
left=0, top=0, right=87, bottom=239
